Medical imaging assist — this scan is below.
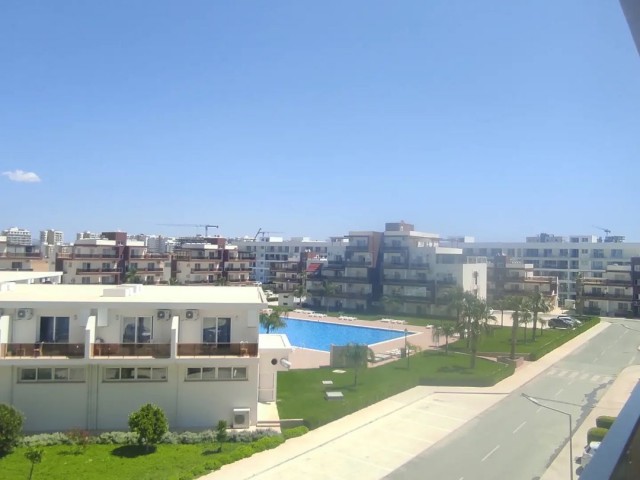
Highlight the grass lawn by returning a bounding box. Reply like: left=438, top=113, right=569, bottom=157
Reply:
left=448, top=325, right=569, bottom=355
left=0, top=443, right=242, bottom=480
left=277, top=351, right=513, bottom=429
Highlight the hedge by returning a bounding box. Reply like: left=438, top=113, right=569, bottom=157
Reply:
left=527, top=317, right=600, bottom=361
left=283, top=426, right=309, bottom=440
left=587, top=427, right=609, bottom=444
left=596, top=416, right=616, bottom=430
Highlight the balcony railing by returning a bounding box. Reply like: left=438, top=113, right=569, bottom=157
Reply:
left=129, top=254, right=170, bottom=260
left=322, top=275, right=369, bottom=283
left=582, top=293, right=633, bottom=301
left=4, top=343, right=85, bottom=358
left=226, top=267, right=252, bottom=272
left=177, top=342, right=258, bottom=357
left=72, top=253, right=120, bottom=259
left=135, top=267, right=164, bottom=273
left=383, top=277, right=430, bottom=285
left=345, top=259, right=371, bottom=266
left=92, top=343, right=171, bottom=358
left=76, top=268, right=120, bottom=274
left=0, top=252, right=42, bottom=258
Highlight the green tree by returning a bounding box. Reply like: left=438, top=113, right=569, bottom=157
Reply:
left=575, top=273, right=585, bottom=315
left=320, top=281, right=337, bottom=312
left=344, top=343, right=374, bottom=386
left=124, top=267, right=141, bottom=284
left=538, top=317, right=548, bottom=336
left=434, top=322, right=456, bottom=355
left=215, top=420, right=228, bottom=452
left=381, top=294, right=402, bottom=315
left=0, top=404, right=24, bottom=455
left=259, top=307, right=287, bottom=333
left=508, top=296, right=526, bottom=360
left=466, top=297, right=494, bottom=368
left=492, top=297, right=508, bottom=327
left=128, top=403, right=169, bottom=451
left=293, top=277, right=306, bottom=306
left=528, top=292, right=552, bottom=341
left=520, top=304, right=533, bottom=344
left=215, top=276, right=229, bottom=286
left=24, top=446, right=43, bottom=480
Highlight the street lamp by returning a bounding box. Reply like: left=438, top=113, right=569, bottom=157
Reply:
left=522, top=393, right=574, bottom=480
left=404, top=328, right=409, bottom=369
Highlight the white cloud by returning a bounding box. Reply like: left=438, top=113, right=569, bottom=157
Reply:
left=2, top=169, right=42, bottom=183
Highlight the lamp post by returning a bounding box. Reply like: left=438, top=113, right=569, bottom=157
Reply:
left=404, top=328, right=409, bottom=369
left=522, top=393, right=573, bottom=480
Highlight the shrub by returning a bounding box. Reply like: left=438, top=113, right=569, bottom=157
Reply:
left=215, top=420, right=228, bottom=444
left=95, top=431, right=137, bottom=445
left=67, top=428, right=90, bottom=453
left=596, top=416, right=616, bottom=430
left=587, top=427, right=609, bottom=444
left=228, top=429, right=278, bottom=443
left=283, top=426, right=309, bottom=440
left=24, top=446, right=44, bottom=480
left=253, top=435, right=284, bottom=451
left=21, top=432, right=70, bottom=448
left=0, top=404, right=24, bottom=455
left=228, top=445, right=255, bottom=461
left=128, top=403, right=169, bottom=449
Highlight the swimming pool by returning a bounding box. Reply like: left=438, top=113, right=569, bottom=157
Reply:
left=259, top=317, right=411, bottom=352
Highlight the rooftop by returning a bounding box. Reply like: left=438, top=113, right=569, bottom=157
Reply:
left=0, top=284, right=267, bottom=307
left=0, top=271, right=63, bottom=284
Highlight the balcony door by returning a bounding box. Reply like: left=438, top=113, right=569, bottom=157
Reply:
left=39, top=316, right=69, bottom=343
left=202, top=317, right=231, bottom=344
left=122, top=316, right=153, bottom=343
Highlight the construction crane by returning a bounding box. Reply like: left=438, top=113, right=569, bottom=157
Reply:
left=159, top=224, right=219, bottom=236
left=593, top=225, right=612, bottom=236
left=252, top=228, right=283, bottom=241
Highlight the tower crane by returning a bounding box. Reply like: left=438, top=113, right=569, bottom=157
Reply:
left=159, top=224, right=219, bottom=236
left=593, top=225, right=612, bottom=236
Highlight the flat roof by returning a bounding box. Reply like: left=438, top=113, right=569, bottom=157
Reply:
left=0, top=284, right=267, bottom=307
left=0, top=271, right=63, bottom=284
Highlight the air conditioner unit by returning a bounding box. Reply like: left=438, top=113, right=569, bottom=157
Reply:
left=185, top=309, right=199, bottom=320
left=157, top=309, right=172, bottom=320
left=17, top=308, right=33, bottom=320
left=232, top=408, right=250, bottom=428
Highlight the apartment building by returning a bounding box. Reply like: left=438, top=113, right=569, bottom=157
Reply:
left=0, top=236, right=42, bottom=271
left=0, top=279, right=292, bottom=432
left=233, top=237, right=329, bottom=284
left=487, top=255, right=558, bottom=306
left=2, top=227, right=32, bottom=246
left=579, top=263, right=636, bottom=317
left=461, top=234, right=640, bottom=305
left=40, top=229, right=64, bottom=246
left=270, top=251, right=326, bottom=295
left=307, top=222, right=487, bottom=315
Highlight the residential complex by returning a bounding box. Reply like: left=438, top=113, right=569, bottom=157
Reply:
left=461, top=234, right=640, bottom=305
left=0, top=277, right=292, bottom=432
left=0, top=235, right=41, bottom=271
left=307, top=222, right=488, bottom=315
left=487, top=255, right=558, bottom=306
left=2, top=227, right=32, bottom=246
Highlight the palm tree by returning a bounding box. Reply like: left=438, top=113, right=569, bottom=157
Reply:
left=259, top=307, right=287, bottom=334
left=480, top=301, right=497, bottom=336
left=215, top=276, right=228, bottom=286
left=320, top=281, right=337, bottom=312
left=575, top=273, right=585, bottom=315
left=538, top=317, right=548, bottom=336
left=435, top=322, right=457, bottom=355
left=492, top=297, right=508, bottom=327
left=293, top=278, right=306, bottom=306
left=508, top=296, right=526, bottom=360
left=381, top=294, right=403, bottom=316
left=520, top=305, right=533, bottom=344
left=124, top=267, right=141, bottom=284
left=344, top=343, right=374, bottom=386
left=528, top=292, right=552, bottom=341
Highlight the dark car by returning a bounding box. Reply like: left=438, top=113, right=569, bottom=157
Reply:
left=548, top=317, right=573, bottom=329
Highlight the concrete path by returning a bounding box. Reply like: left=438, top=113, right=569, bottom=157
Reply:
left=202, top=322, right=610, bottom=480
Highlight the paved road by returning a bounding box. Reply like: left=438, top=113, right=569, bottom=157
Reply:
left=385, top=320, right=640, bottom=480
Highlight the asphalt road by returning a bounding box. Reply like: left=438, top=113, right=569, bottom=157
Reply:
left=385, top=319, right=640, bottom=480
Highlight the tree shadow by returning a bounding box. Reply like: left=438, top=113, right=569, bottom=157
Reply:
left=57, top=450, right=86, bottom=456
left=111, top=445, right=157, bottom=458
left=202, top=446, right=222, bottom=456
left=437, top=365, right=472, bottom=375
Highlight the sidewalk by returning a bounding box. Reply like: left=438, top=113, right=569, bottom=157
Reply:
left=541, top=364, right=640, bottom=480
left=202, top=322, right=610, bottom=480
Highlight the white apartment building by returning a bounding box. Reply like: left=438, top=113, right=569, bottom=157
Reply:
left=2, top=227, right=32, bottom=246
left=40, top=229, right=64, bottom=246
left=0, top=280, right=292, bottom=432
left=233, top=237, right=329, bottom=284
left=173, top=243, right=225, bottom=285
left=581, top=264, right=635, bottom=316
left=461, top=234, right=640, bottom=305
left=76, top=231, right=102, bottom=241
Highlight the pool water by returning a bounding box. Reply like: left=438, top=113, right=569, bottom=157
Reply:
left=259, top=317, right=411, bottom=352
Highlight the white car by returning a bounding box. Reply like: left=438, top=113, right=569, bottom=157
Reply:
left=580, top=441, right=601, bottom=468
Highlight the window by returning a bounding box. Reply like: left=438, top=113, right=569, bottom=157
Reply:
left=559, top=249, right=568, bottom=257
left=104, top=367, right=167, bottom=382
left=19, top=367, right=85, bottom=383
left=611, top=249, right=623, bottom=259
left=185, top=366, right=247, bottom=381
left=202, top=317, right=231, bottom=343
left=82, top=277, right=90, bottom=284
left=122, top=317, right=152, bottom=343
left=39, top=316, right=69, bottom=343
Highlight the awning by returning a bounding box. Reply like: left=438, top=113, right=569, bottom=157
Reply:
left=306, top=263, right=322, bottom=273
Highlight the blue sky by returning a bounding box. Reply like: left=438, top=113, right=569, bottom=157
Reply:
left=1, top=1, right=639, bottom=242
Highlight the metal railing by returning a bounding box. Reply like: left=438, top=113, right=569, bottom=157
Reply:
left=4, top=343, right=85, bottom=358
left=177, top=342, right=258, bottom=357
left=92, top=343, right=171, bottom=358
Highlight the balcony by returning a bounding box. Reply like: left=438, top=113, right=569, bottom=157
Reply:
left=346, top=244, right=369, bottom=252
left=582, top=292, right=633, bottom=301
left=382, top=245, right=408, bottom=253
left=135, top=267, right=165, bottom=273
left=4, top=343, right=85, bottom=358
left=409, top=262, right=430, bottom=270
left=92, top=343, right=171, bottom=358
left=227, top=254, right=257, bottom=261
left=383, top=277, right=430, bottom=285
left=322, top=275, right=369, bottom=283
left=177, top=342, right=258, bottom=357
left=226, top=267, right=252, bottom=272
left=328, top=291, right=372, bottom=300
left=191, top=267, right=221, bottom=273
left=383, top=261, right=409, bottom=268
left=271, top=265, right=301, bottom=272
left=129, top=254, right=171, bottom=260
left=76, top=268, right=120, bottom=274
left=73, top=253, right=120, bottom=259
left=582, top=278, right=631, bottom=287
left=0, top=252, right=41, bottom=259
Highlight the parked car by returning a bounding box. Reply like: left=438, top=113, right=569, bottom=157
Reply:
left=548, top=317, right=574, bottom=329
left=579, top=441, right=601, bottom=467
left=557, top=315, right=582, bottom=327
